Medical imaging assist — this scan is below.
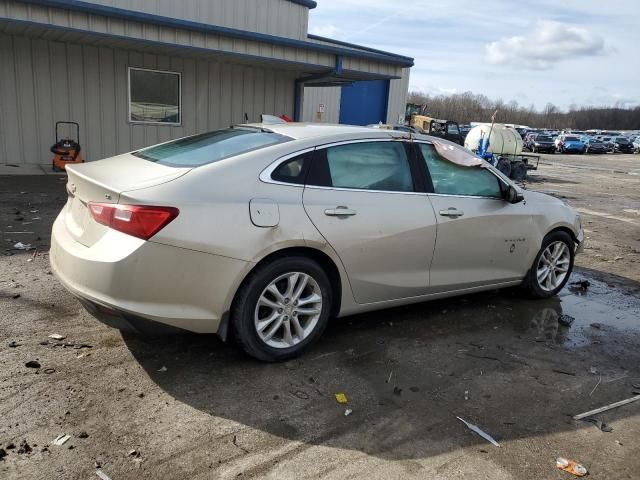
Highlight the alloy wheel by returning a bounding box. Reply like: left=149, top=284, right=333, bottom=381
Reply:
left=254, top=272, right=323, bottom=349
left=536, top=241, right=571, bottom=292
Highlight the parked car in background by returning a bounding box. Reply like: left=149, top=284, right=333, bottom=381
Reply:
left=556, top=135, right=586, bottom=154
left=585, top=138, right=607, bottom=154
left=598, top=137, right=615, bottom=153
left=632, top=136, right=640, bottom=153
left=529, top=134, right=555, bottom=153
left=613, top=136, right=634, bottom=153
left=49, top=123, right=583, bottom=361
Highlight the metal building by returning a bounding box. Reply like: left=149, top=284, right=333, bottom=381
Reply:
left=0, top=0, right=413, bottom=165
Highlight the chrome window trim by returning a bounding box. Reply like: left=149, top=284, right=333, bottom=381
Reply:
left=259, top=137, right=412, bottom=190
left=259, top=147, right=316, bottom=187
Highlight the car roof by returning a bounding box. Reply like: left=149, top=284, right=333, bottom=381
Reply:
left=240, top=122, right=402, bottom=140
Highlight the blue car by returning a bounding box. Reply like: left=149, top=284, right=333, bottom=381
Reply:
left=557, top=135, right=586, bottom=154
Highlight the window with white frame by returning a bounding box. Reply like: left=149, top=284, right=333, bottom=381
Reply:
left=128, top=67, right=181, bottom=125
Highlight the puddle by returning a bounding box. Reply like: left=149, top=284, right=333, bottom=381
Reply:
left=499, top=273, right=640, bottom=348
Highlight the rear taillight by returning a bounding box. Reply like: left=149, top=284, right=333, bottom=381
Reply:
left=88, top=203, right=179, bottom=240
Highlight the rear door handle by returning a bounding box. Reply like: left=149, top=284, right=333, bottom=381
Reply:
left=439, top=208, right=464, bottom=218
left=324, top=206, right=357, bottom=217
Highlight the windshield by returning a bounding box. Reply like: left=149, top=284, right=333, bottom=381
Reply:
left=133, top=128, right=291, bottom=167
left=537, top=136, right=552, bottom=141
left=565, top=136, right=580, bottom=141
left=617, top=137, right=630, bottom=143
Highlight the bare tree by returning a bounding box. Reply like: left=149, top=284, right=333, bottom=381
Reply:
left=407, top=91, right=640, bottom=130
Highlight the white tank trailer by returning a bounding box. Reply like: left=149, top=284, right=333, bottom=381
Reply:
left=464, top=123, right=537, bottom=181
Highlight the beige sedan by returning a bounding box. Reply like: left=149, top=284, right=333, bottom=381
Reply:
left=50, top=123, right=583, bottom=361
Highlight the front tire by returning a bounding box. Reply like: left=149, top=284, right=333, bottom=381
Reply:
left=521, top=231, right=575, bottom=298
left=232, top=257, right=332, bottom=362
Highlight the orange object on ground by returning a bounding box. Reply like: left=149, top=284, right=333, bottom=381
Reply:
left=51, top=121, right=83, bottom=172
left=556, top=457, right=588, bottom=476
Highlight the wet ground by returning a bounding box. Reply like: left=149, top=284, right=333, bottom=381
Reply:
left=1, top=158, right=640, bottom=479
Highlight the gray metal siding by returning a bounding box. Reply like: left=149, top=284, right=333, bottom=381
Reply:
left=386, top=67, right=410, bottom=124
left=0, top=32, right=296, bottom=164
left=62, top=0, right=309, bottom=40
left=301, top=86, right=340, bottom=124
left=0, top=0, right=334, bottom=70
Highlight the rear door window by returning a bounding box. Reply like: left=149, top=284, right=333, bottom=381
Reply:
left=133, top=128, right=291, bottom=167
left=307, top=142, right=414, bottom=192
left=418, top=143, right=502, bottom=198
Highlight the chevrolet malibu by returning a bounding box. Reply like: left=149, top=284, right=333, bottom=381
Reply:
left=50, top=124, right=584, bottom=361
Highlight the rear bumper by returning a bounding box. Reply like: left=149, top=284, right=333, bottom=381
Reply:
left=50, top=213, right=248, bottom=334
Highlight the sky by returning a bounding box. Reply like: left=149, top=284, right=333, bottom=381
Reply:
left=307, top=0, right=639, bottom=110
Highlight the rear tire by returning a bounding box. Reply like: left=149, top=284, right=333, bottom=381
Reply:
left=521, top=231, right=575, bottom=298
left=496, top=158, right=512, bottom=177
left=511, top=161, right=527, bottom=181
left=231, top=256, right=332, bottom=362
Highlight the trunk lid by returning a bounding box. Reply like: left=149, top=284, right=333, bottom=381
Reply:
left=62, top=153, right=189, bottom=246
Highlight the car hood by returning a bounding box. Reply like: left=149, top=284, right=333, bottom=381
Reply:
left=524, top=190, right=566, bottom=207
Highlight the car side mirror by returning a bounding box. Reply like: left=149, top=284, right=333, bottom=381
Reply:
left=504, top=185, right=525, bottom=204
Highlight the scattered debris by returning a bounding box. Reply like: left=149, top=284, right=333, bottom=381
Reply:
left=48, top=333, right=66, bottom=341
left=393, top=386, right=403, bottom=396
left=25, top=360, right=41, bottom=369
left=464, top=390, right=470, bottom=401
left=128, top=449, right=140, bottom=457
left=344, top=408, right=353, bottom=416
left=556, top=457, right=588, bottom=477
left=386, top=371, right=393, bottom=383
left=157, top=366, right=168, bottom=372
left=590, top=366, right=598, bottom=375
left=96, top=469, right=112, bottom=480
left=573, top=395, right=640, bottom=420
left=0, top=448, right=6, bottom=461
left=591, top=323, right=603, bottom=330
left=552, top=369, right=576, bottom=376
left=409, top=386, right=420, bottom=393
left=558, top=314, right=575, bottom=327
left=8, top=341, right=21, bottom=348
left=44, top=368, right=56, bottom=374
left=570, top=280, right=590, bottom=290
left=5, top=443, right=15, bottom=450
left=12, top=293, right=20, bottom=299
left=456, top=417, right=500, bottom=447
left=293, top=390, right=309, bottom=400
left=78, top=432, right=89, bottom=439
left=17, top=440, right=32, bottom=454
left=584, top=418, right=613, bottom=432
left=335, top=392, right=348, bottom=404
left=13, top=242, right=33, bottom=250
left=589, top=375, right=602, bottom=396
left=53, top=434, right=71, bottom=446
left=232, top=436, right=249, bottom=453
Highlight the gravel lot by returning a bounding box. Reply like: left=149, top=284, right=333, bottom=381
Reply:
left=1, top=153, right=640, bottom=479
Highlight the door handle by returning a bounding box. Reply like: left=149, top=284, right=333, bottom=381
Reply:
left=324, top=206, right=357, bottom=217
left=439, top=208, right=464, bottom=218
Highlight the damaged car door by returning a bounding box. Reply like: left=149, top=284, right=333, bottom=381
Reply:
left=416, top=142, right=535, bottom=291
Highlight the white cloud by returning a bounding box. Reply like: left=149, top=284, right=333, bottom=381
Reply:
left=485, top=21, right=606, bottom=69
left=308, top=23, right=339, bottom=38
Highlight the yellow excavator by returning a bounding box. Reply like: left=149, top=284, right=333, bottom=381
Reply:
left=405, top=103, right=464, bottom=145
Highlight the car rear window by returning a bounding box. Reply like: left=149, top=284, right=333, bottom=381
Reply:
left=132, top=128, right=291, bottom=167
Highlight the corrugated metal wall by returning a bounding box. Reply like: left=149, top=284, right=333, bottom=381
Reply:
left=0, top=33, right=296, bottom=164
left=386, top=67, right=410, bottom=124
left=0, top=0, right=337, bottom=71
left=302, top=68, right=411, bottom=126
left=301, top=86, right=340, bottom=123
left=86, top=0, right=309, bottom=40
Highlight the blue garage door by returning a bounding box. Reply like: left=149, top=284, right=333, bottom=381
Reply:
left=339, top=80, right=390, bottom=125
